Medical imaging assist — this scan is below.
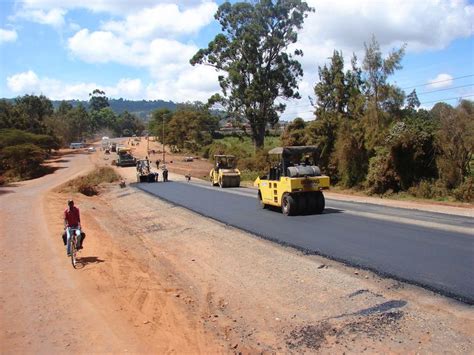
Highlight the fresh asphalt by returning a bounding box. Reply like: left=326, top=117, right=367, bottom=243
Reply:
left=136, top=180, right=474, bottom=304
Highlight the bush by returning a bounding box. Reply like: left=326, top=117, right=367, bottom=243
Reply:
left=452, top=178, right=473, bottom=202
left=61, top=166, right=120, bottom=196
left=407, top=180, right=448, bottom=200
left=0, top=143, right=47, bottom=178
left=365, top=148, right=400, bottom=194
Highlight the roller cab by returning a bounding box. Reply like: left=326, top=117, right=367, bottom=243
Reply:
left=254, top=146, right=330, bottom=215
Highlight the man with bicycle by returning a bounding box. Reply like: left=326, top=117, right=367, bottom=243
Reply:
left=63, top=199, right=85, bottom=255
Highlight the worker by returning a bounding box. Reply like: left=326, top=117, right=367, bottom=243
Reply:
left=162, top=166, right=168, bottom=182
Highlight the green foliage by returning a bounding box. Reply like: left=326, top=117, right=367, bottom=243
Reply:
left=388, top=117, right=438, bottom=190
left=191, top=0, right=313, bottom=148
left=452, top=178, right=473, bottom=202
left=0, top=129, right=59, bottom=151
left=281, top=117, right=307, bottom=146
left=435, top=100, right=474, bottom=188
left=89, top=89, right=110, bottom=112
left=156, top=105, right=218, bottom=152
left=115, top=111, right=145, bottom=137
left=366, top=148, right=399, bottom=194
left=0, top=143, right=47, bottom=178
left=332, top=120, right=368, bottom=187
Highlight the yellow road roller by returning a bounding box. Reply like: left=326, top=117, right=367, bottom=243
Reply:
left=210, top=155, right=241, bottom=188
left=254, top=146, right=330, bottom=215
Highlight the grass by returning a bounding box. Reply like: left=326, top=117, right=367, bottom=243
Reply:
left=60, top=166, right=121, bottom=196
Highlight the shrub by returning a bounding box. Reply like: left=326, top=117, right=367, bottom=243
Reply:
left=61, top=166, right=120, bottom=196
left=0, top=143, right=47, bottom=178
left=366, top=148, right=400, bottom=194
left=452, top=178, right=473, bottom=202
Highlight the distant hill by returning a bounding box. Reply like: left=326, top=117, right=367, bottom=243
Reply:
left=50, top=98, right=177, bottom=121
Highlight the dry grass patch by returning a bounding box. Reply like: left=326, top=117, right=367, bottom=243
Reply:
left=58, top=166, right=120, bottom=196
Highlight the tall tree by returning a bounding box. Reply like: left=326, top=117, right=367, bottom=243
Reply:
left=191, top=0, right=312, bottom=149
left=406, top=89, right=420, bottom=110
left=89, top=89, right=110, bottom=112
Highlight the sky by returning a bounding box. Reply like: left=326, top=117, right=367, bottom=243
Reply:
left=0, top=0, right=473, bottom=120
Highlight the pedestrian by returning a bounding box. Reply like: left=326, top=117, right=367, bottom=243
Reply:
left=156, top=159, right=160, bottom=169
left=162, top=166, right=168, bottom=182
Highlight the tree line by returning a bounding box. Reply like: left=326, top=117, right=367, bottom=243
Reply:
left=189, top=1, right=472, bottom=201
left=282, top=38, right=473, bottom=201
left=0, top=89, right=145, bottom=181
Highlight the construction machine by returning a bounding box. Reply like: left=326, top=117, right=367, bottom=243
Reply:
left=136, top=159, right=158, bottom=182
left=209, top=155, right=241, bottom=188
left=115, top=147, right=137, bottom=167
left=254, top=146, right=330, bottom=216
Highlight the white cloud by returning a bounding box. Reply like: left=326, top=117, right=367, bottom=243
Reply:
left=15, top=8, right=66, bottom=28
left=145, top=66, right=220, bottom=102
left=428, top=73, right=454, bottom=89
left=0, top=28, right=18, bottom=44
left=6, top=70, right=147, bottom=100
left=7, top=70, right=40, bottom=92
left=102, top=2, right=218, bottom=39
left=17, top=0, right=207, bottom=15
left=281, top=0, right=474, bottom=120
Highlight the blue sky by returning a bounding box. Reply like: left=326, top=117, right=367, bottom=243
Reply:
left=0, top=0, right=473, bottom=120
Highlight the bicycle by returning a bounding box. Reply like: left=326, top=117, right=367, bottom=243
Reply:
left=66, top=227, right=82, bottom=268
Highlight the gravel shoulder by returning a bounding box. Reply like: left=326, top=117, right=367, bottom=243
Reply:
left=51, top=176, right=473, bottom=353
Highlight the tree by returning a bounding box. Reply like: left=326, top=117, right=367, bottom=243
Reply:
left=115, top=111, right=145, bottom=137
left=89, top=89, right=109, bottom=112
left=13, top=95, right=54, bottom=134
left=406, top=89, right=420, bottom=110
left=361, top=36, right=405, bottom=149
left=281, top=117, right=307, bottom=146
left=308, top=52, right=366, bottom=177
left=149, top=108, right=174, bottom=143
left=436, top=100, right=474, bottom=188
left=191, top=0, right=313, bottom=149
left=163, top=107, right=219, bottom=152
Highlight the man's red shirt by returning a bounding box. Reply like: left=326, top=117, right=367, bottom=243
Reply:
left=64, top=206, right=80, bottom=227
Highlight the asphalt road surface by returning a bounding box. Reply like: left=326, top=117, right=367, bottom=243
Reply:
left=136, top=180, right=474, bottom=304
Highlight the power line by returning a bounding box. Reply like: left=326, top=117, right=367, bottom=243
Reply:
left=417, top=83, right=474, bottom=96
left=401, top=74, right=474, bottom=90
left=419, top=94, right=474, bottom=105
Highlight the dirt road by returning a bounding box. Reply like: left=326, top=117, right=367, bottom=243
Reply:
left=0, top=151, right=221, bottom=353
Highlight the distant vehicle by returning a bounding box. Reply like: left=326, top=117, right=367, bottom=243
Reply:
left=101, top=137, right=110, bottom=150
left=69, top=142, right=85, bottom=149
left=88, top=147, right=96, bottom=152
left=183, top=156, right=194, bottom=162
left=116, top=148, right=137, bottom=167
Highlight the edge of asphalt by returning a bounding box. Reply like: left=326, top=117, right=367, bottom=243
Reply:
left=132, top=181, right=474, bottom=306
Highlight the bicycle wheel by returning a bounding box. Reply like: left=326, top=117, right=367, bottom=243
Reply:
left=70, top=235, right=77, bottom=268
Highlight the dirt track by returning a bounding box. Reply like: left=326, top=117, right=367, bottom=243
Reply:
left=1, top=146, right=473, bottom=353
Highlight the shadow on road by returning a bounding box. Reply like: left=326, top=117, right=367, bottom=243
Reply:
left=76, top=256, right=105, bottom=268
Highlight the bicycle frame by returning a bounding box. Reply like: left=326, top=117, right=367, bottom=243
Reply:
left=66, top=227, right=81, bottom=268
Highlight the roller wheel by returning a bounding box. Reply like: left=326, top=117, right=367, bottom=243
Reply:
left=308, top=193, right=318, bottom=214
left=282, top=194, right=296, bottom=216
left=315, top=191, right=325, bottom=214
left=258, top=192, right=266, bottom=209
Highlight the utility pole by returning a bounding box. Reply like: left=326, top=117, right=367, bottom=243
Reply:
left=162, top=116, right=165, bottom=163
